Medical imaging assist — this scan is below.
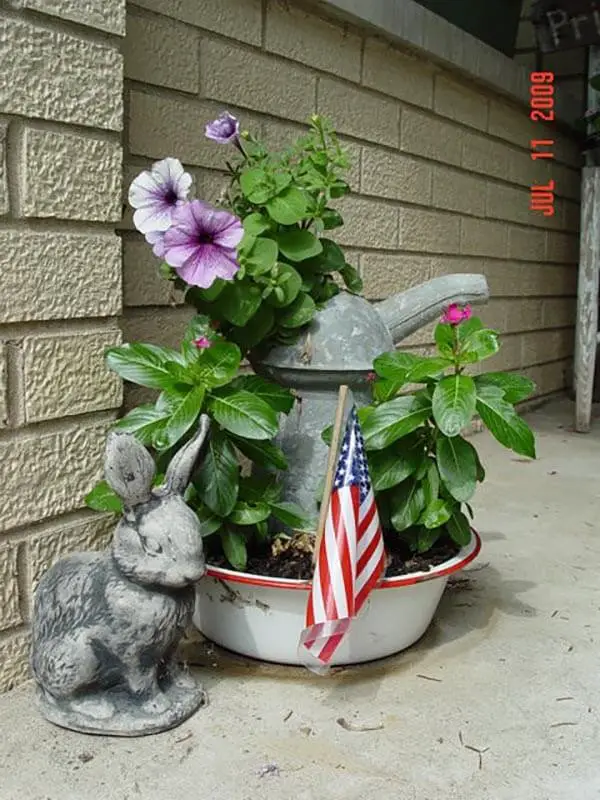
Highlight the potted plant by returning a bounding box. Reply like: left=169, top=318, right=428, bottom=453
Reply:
left=87, top=114, right=536, bottom=666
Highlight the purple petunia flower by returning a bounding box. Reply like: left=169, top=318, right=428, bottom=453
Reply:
left=205, top=112, right=240, bottom=144
left=145, top=229, right=167, bottom=259
left=129, top=157, right=192, bottom=235
left=163, top=200, right=244, bottom=288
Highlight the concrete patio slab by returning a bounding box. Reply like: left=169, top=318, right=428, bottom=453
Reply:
left=1, top=398, right=599, bottom=800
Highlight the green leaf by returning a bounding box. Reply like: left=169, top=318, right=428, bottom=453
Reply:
left=240, top=168, right=272, bottom=204
left=279, top=293, right=316, bottom=328
left=475, top=373, right=535, bottom=405
left=475, top=450, right=486, bottom=482
left=589, top=74, right=600, bottom=92
left=271, top=501, right=314, bottom=531
left=373, top=351, right=419, bottom=382
left=318, top=238, right=345, bottom=270
left=192, top=279, right=226, bottom=303
left=390, top=479, right=426, bottom=532
left=243, top=213, right=270, bottom=237
left=106, top=343, right=190, bottom=391
left=406, top=357, right=453, bottom=383
left=194, top=504, right=223, bottom=537
left=85, top=480, right=123, bottom=513
left=330, top=180, right=350, bottom=198
left=230, top=374, right=294, bottom=413
left=436, top=435, right=478, bottom=503
left=434, top=323, right=455, bottom=359
left=243, top=237, right=279, bottom=276
left=161, top=385, right=205, bottom=449
left=113, top=404, right=169, bottom=445
left=339, top=264, right=363, bottom=294
left=419, top=499, right=452, bottom=529
left=189, top=340, right=241, bottom=388
left=208, top=388, right=279, bottom=440
left=432, top=375, right=476, bottom=437
left=230, top=434, right=288, bottom=470
left=194, top=427, right=239, bottom=516
left=277, top=230, right=323, bottom=262
left=372, top=377, right=404, bottom=403
left=447, top=510, right=472, bottom=547
left=217, top=282, right=262, bottom=326
left=362, top=396, right=432, bottom=451
left=220, top=528, right=248, bottom=570
left=476, top=385, right=536, bottom=459
left=265, top=264, right=302, bottom=308
left=422, top=460, right=440, bottom=507
left=321, top=424, right=333, bottom=446
left=416, top=526, right=442, bottom=553
left=368, top=433, right=424, bottom=491
left=239, top=474, right=282, bottom=505
left=456, top=316, right=483, bottom=342
left=226, top=304, right=275, bottom=351
left=459, top=329, right=500, bottom=364
left=321, top=208, right=343, bottom=229
left=229, top=500, right=271, bottom=526
left=266, top=187, right=307, bottom=225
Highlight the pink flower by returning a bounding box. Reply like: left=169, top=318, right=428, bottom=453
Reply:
left=366, top=371, right=377, bottom=383
left=441, top=304, right=472, bottom=326
left=193, top=336, right=212, bottom=350
left=163, top=200, right=243, bottom=289
left=128, top=157, right=192, bottom=235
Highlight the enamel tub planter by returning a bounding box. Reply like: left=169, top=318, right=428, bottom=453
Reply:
left=194, top=531, right=481, bottom=667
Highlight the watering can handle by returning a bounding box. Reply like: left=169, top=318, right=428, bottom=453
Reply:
left=375, top=274, right=490, bottom=345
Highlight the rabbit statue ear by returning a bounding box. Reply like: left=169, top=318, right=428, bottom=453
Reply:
left=163, top=414, right=210, bottom=495
left=105, top=431, right=156, bottom=507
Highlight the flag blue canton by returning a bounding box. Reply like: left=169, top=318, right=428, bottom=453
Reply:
left=333, top=407, right=371, bottom=503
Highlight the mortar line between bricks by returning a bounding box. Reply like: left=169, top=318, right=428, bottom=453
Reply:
left=5, top=342, right=25, bottom=429
left=0, top=408, right=117, bottom=442
left=0, top=318, right=121, bottom=337
left=0, top=218, right=121, bottom=235
left=0, top=508, right=115, bottom=546
left=1, top=4, right=125, bottom=48
left=0, top=625, right=30, bottom=646
left=16, top=542, right=31, bottom=625
left=7, top=116, right=122, bottom=146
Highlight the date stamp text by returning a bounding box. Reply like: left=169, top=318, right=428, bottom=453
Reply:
left=529, top=71, right=556, bottom=217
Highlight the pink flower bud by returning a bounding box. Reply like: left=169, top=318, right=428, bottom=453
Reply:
left=193, top=336, right=212, bottom=350
left=366, top=371, right=377, bottom=383
left=441, top=304, right=471, bottom=325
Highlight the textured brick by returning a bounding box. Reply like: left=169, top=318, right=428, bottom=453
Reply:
left=560, top=199, right=581, bottom=232
left=20, top=128, right=121, bottom=222
left=486, top=183, right=534, bottom=225
left=22, top=330, right=123, bottom=422
left=505, top=298, right=544, bottom=333
left=0, top=231, right=121, bottom=323
left=0, top=344, right=7, bottom=429
left=541, top=298, right=577, bottom=328
left=202, top=41, right=315, bottom=123
left=401, top=109, right=462, bottom=166
left=30, top=516, right=114, bottom=590
left=472, top=262, right=577, bottom=298
left=0, top=543, right=21, bottom=632
left=521, top=328, right=574, bottom=366
left=522, top=359, right=569, bottom=396
left=508, top=226, right=546, bottom=261
left=507, top=148, right=552, bottom=188
left=0, top=18, right=122, bottom=130
left=432, top=167, right=486, bottom=216
left=361, top=253, right=432, bottom=300
left=361, top=147, right=431, bottom=203
left=0, top=631, right=31, bottom=692
left=265, top=1, right=361, bottom=82
left=461, top=132, right=511, bottom=180
left=131, top=0, right=262, bottom=45
left=552, top=165, right=581, bottom=202
left=487, top=331, right=522, bottom=371
left=124, top=10, right=199, bottom=93
left=124, top=236, right=185, bottom=307
left=121, top=306, right=194, bottom=350
left=433, top=76, right=488, bottom=131
left=460, top=218, right=508, bottom=257
left=363, top=38, right=434, bottom=108
left=333, top=196, right=397, bottom=250
left=546, top=231, right=580, bottom=264
left=398, top=207, right=460, bottom=253
left=0, top=421, right=112, bottom=532
left=0, top=122, right=7, bottom=216
left=318, top=77, right=399, bottom=147
left=488, top=100, right=540, bottom=148
left=24, top=0, right=126, bottom=34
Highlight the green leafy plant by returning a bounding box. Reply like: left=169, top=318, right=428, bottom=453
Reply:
left=322, top=306, right=536, bottom=555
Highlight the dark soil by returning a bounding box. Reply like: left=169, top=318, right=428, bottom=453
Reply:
left=209, top=531, right=460, bottom=581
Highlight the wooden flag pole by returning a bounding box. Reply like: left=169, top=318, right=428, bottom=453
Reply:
left=313, top=384, right=350, bottom=566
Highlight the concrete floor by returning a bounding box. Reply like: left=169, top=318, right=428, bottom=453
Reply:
left=1, top=398, right=599, bottom=800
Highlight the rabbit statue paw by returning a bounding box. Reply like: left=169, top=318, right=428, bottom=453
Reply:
left=30, top=416, right=211, bottom=737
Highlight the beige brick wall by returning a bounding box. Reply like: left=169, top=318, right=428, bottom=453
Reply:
left=124, top=0, right=579, bottom=411
left=0, top=1, right=125, bottom=689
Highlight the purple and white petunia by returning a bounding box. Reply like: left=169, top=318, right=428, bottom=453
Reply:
left=163, top=200, right=244, bottom=288
left=205, top=112, right=240, bottom=145
left=144, top=229, right=167, bottom=259
left=129, top=157, right=192, bottom=235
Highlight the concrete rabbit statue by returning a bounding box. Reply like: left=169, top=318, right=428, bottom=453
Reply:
left=31, top=415, right=211, bottom=736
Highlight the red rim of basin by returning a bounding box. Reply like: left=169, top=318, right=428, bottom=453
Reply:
left=205, top=529, right=482, bottom=592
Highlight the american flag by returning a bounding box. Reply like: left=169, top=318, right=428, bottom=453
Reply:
left=299, top=402, right=386, bottom=668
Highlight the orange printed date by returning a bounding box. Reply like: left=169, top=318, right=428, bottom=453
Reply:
left=529, top=72, right=555, bottom=217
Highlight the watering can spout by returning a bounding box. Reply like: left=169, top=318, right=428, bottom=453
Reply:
left=375, top=274, right=490, bottom=344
